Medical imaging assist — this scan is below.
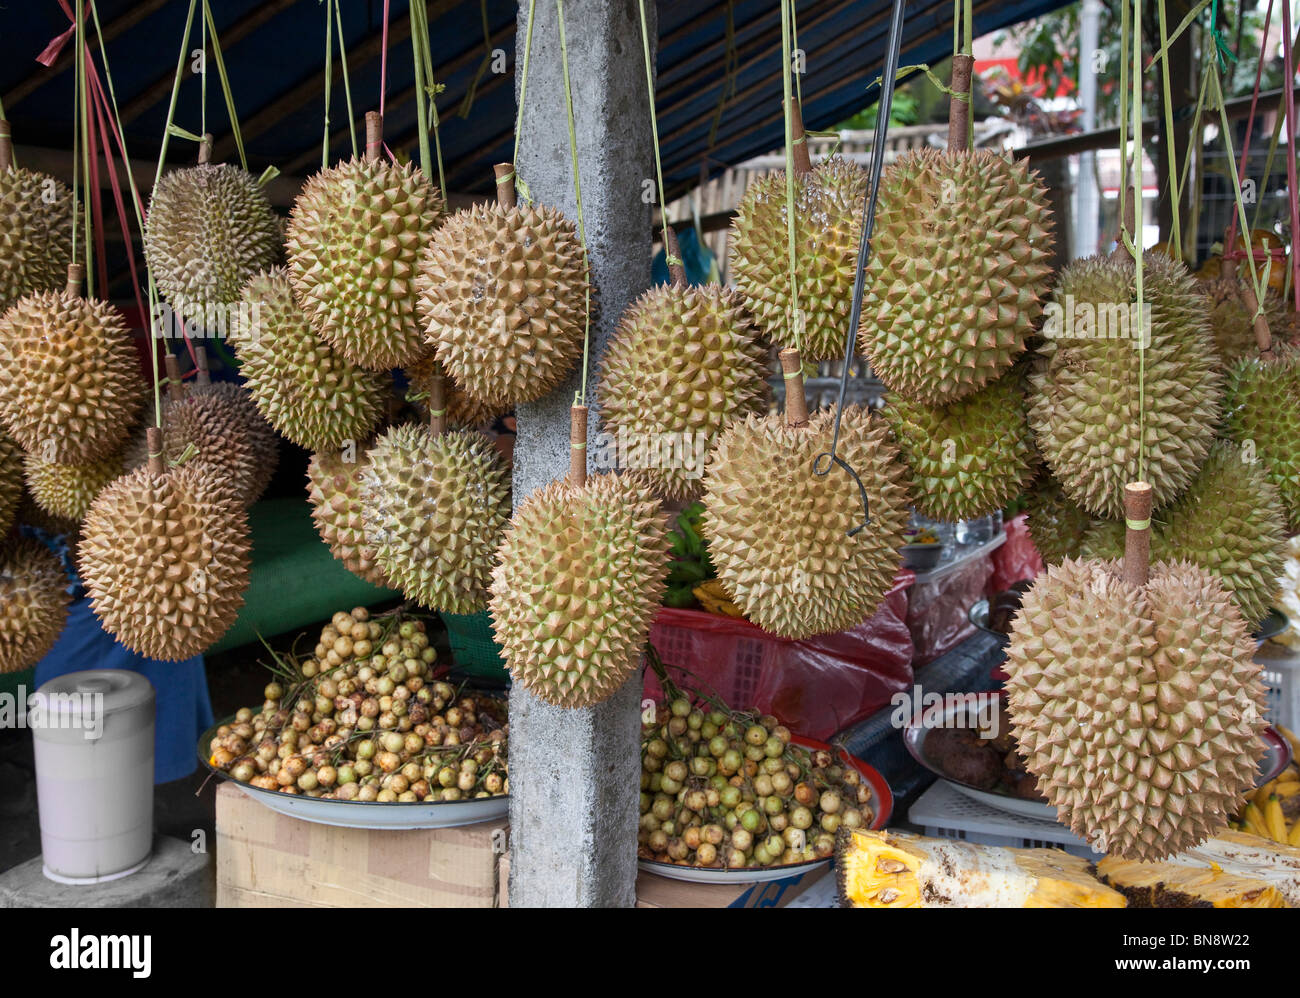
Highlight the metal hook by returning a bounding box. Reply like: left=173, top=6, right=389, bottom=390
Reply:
left=812, top=451, right=871, bottom=536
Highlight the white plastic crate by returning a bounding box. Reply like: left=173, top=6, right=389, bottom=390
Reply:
left=1254, top=641, right=1300, bottom=733
left=908, top=780, right=1100, bottom=859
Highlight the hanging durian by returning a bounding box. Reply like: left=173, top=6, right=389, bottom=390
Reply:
left=144, top=135, right=280, bottom=324
left=0, top=535, right=70, bottom=674
left=79, top=429, right=250, bottom=661
left=1028, top=252, right=1222, bottom=519
left=1224, top=346, right=1300, bottom=531
left=0, top=431, right=23, bottom=537
left=358, top=378, right=511, bottom=612
left=404, top=352, right=509, bottom=430
left=598, top=236, right=769, bottom=501
left=883, top=369, right=1036, bottom=523
left=0, top=266, right=144, bottom=462
left=287, top=112, right=443, bottom=371
left=1003, top=482, right=1267, bottom=861
left=306, top=442, right=392, bottom=588
left=704, top=351, right=911, bottom=639
left=860, top=56, right=1054, bottom=404
left=23, top=449, right=122, bottom=523
left=1025, top=478, right=1095, bottom=566
left=1200, top=275, right=1288, bottom=365
left=229, top=267, right=386, bottom=451
left=729, top=101, right=870, bottom=363
left=490, top=405, right=670, bottom=708
left=419, top=164, right=589, bottom=406
left=0, top=123, right=73, bottom=314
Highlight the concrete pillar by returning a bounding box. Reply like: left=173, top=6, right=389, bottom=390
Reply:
left=507, top=0, right=655, bottom=907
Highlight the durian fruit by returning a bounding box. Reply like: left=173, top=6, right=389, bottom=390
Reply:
left=358, top=424, right=511, bottom=612
left=306, top=443, right=391, bottom=588
left=1028, top=253, right=1223, bottom=518
left=1025, top=479, right=1094, bottom=565
left=419, top=183, right=589, bottom=406
left=79, top=451, right=250, bottom=661
left=1003, top=555, right=1267, bottom=860
left=404, top=352, right=508, bottom=430
left=0, top=536, right=70, bottom=673
left=229, top=268, right=386, bottom=451
left=144, top=154, right=280, bottom=322
left=0, top=432, right=23, bottom=537
left=490, top=466, right=670, bottom=708
left=23, top=449, right=122, bottom=523
left=0, top=288, right=144, bottom=462
left=703, top=396, right=911, bottom=639
left=728, top=156, right=870, bottom=361
left=287, top=147, right=443, bottom=371
left=860, top=147, right=1054, bottom=404
left=1200, top=276, right=1288, bottom=365
left=1223, top=347, right=1300, bottom=530
left=597, top=281, right=769, bottom=500
left=882, top=370, right=1036, bottom=523
left=0, top=129, right=73, bottom=313
left=1077, top=519, right=1125, bottom=561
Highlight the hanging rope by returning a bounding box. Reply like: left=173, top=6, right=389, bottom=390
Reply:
left=511, top=0, right=538, bottom=202
left=333, top=0, right=357, bottom=159
left=409, top=0, right=433, bottom=180
left=410, top=0, right=448, bottom=200
left=458, top=0, right=494, bottom=119
left=201, top=0, right=249, bottom=171
left=706, top=0, right=737, bottom=149
left=1154, top=0, right=1183, bottom=260
left=637, top=0, right=675, bottom=268
left=554, top=0, right=593, bottom=406
left=321, top=0, right=333, bottom=168
left=779, top=0, right=801, bottom=352
left=1130, top=0, right=1146, bottom=485
left=379, top=0, right=390, bottom=115
left=1116, top=0, right=1130, bottom=243
left=76, top=0, right=93, bottom=295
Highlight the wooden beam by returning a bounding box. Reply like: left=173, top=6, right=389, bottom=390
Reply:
left=118, top=0, right=300, bottom=126
left=1, top=0, right=172, bottom=109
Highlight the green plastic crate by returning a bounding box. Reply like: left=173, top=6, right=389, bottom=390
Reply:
left=440, top=610, right=509, bottom=681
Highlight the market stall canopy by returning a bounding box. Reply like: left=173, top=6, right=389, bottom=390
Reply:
left=2, top=0, right=1070, bottom=203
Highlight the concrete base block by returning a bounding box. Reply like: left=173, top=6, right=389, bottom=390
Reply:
left=0, top=835, right=213, bottom=908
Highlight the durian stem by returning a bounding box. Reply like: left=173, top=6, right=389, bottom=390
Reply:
left=569, top=404, right=588, bottom=487
left=1122, top=481, right=1153, bottom=588
left=1239, top=277, right=1274, bottom=357
left=494, top=162, right=516, bottom=208
left=663, top=225, right=687, bottom=288
left=146, top=426, right=165, bottom=476
left=0, top=120, right=12, bottom=171
left=194, top=345, right=211, bottom=386
left=197, top=132, right=213, bottom=164
left=365, top=110, right=383, bottom=163
left=779, top=348, right=809, bottom=428
left=788, top=96, right=812, bottom=175
left=947, top=53, right=974, bottom=153
left=428, top=373, right=447, bottom=436
left=65, top=263, right=85, bottom=298
left=164, top=354, right=184, bottom=399
left=1111, top=176, right=1138, bottom=262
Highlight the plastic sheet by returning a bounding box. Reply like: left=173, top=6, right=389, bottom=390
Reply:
left=645, top=574, right=914, bottom=740
left=906, top=554, right=994, bottom=667
left=990, top=512, right=1043, bottom=594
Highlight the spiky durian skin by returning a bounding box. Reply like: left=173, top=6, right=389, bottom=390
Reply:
left=23, top=450, right=122, bottom=522
left=0, top=291, right=144, bottom=462
left=1199, top=277, right=1288, bottom=365
left=0, top=432, right=23, bottom=537
left=79, top=464, right=250, bottom=661
left=1028, top=254, right=1222, bottom=519
left=1224, top=347, right=1300, bottom=531
left=287, top=157, right=444, bottom=371
left=703, top=405, right=911, bottom=639
left=306, top=445, right=391, bottom=588
left=159, top=382, right=278, bottom=507
left=0, top=166, right=73, bottom=314
left=728, top=157, right=869, bottom=361
left=883, top=371, right=1035, bottom=523
left=359, top=425, right=511, bottom=613
left=0, top=537, right=69, bottom=674
left=1077, top=519, right=1125, bottom=561
left=1025, top=479, right=1094, bottom=565
left=144, top=163, right=281, bottom=320
left=404, top=352, right=509, bottom=429
left=598, top=283, right=770, bottom=501
left=229, top=268, right=386, bottom=451
left=860, top=149, right=1054, bottom=404
left=1003, top=557, right=1266, bottom=861
left=418, top=202, right=589, bottom=406
left=489, top=473, right=670, bottom=708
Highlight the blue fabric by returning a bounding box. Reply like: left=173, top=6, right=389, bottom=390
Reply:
left=651, top=226, right=717, bottom=287
left=34, top=597, right=212, bottom=785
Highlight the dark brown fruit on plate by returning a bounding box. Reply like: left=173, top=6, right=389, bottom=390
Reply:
left=1008, top=771, right=1044, bottom=801
left=926, top=727, right=1001, bottom=789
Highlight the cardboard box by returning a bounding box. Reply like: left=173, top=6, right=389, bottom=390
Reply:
left=635, top=864, right=829, bottom=908
left=215, top=783, right=507, bottom=907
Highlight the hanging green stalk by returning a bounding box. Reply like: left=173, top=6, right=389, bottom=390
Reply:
left=411, top=0, right=447, bottom=199
left=410, top=0, right=433, bottom=179
left=1154, top=0, right=1182, bottom=260
left=779, top=0, right=801, bottom=352
left=332, top=0, right=357, bottom=159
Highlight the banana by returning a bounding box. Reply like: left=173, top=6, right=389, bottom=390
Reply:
left=1274, top=779, right=1300, bottom=799
left=1244, top=802, right=1270, bottom=838
left=1278, top=724, right=1300, bottom=759
left=1290, top=820, right=1300, bottom=847
left=1254, top=778, right=1279, bottom=808
left=1266, top=795, right=1289, bottom=843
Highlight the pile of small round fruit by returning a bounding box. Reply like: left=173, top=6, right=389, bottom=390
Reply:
left=639, top=695, right=875, bottom=869
left=208, top=607, right=508, bottom=803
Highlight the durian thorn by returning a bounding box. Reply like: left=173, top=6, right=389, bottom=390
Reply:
left=947, top=54, right=975, bottom=153
left=194, top=345, right=212, bottom=387
left=428, top=374, right=448, bottom=436
left=494, top=162, right=517, bottom=209
left=664, top=225, right=687, bottom=288
left=569, top=404, right=588, bottom=488
left=787, top=96, right=812, bottom=176
left=0, top=119, right=13, bottom=171
left=1123, top=480, right=1153, bottom=589
left=779, top=348, right=809, bottom=428
left=365, top=111, right=384, bottom=163
left=146, top=427, right=165, bottom=476
left=197, top=133, right=213, bottom=165
left=65, top=263, right=85, bottom=298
